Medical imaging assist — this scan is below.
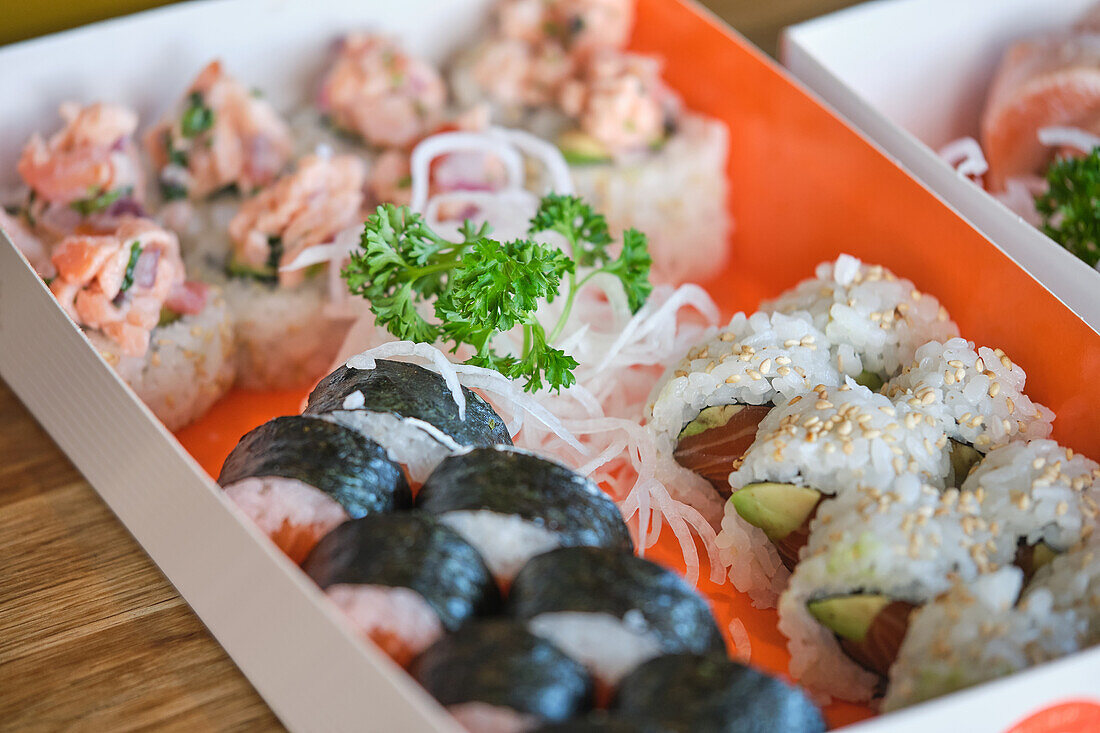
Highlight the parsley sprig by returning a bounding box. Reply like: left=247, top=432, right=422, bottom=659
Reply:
left=343, top=194, right=653, bottom=392
left=1035, top=149, right=1100, bottom=266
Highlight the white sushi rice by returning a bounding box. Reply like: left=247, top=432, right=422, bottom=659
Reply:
left=318, top=409, right=463, bottom=484
left=222, top=476, right=348, bottom=563
left=730, top=381, right=951, bottom=495
left=779, top=475, right=995, bottom=703
left=884, top=338, right=1054, bottom=453
left=326, top=584, right=445, bottom=668
left=527, top=610, right=664, bottom=687
left=441, top=511, right=563, bottom=585
left=883, top=568, right=1084, bottom=712
left=960, top=439, right=1100, bottom=558
left=94, top=291, right=236, bottom=431
left=1028, top=537, right=1100, bottom=646
left=569, top=113, right=731, bottom=286
left=447, top=703, right=538, bottom=733
left=716, top=505, right=789, bottom=610
left=647, top=310, right=840, bottom=455
left=763, top=255, right=959, bottom=378
left=224, top=275, right=355, bottom=390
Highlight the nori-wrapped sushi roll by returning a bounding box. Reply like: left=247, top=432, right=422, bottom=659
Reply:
left=304, top=360, right=512, bottom=482
left=219, top=415, right=411, bottom=562
left=509, top=547, right=725, bottom=689
left=303, top=513, right=499, bottom=666
left=412, top=619, right=593, bottom=732
left=615, top=653, right=825, bottom=733
left=417, top=446, right=633, bottom=586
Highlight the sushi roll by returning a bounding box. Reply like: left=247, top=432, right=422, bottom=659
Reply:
left=417, top=446, right=632, bottom=586
left=883, top=567, right=1084, bottom=711
left=777, top=475, right=997, bottom=702
left=47, top=217, right=235, bottom=430
left=304, top=513, right=499, bottom=666
left=144, top=60, right=292, bottom=203
left=1027, top=536, right=1100, bottom=647
left=648, top=310, right=840, bottom=502
left=763, top=255, right=959, bottom=382
left=17, top=102, right=147, bottom=241
left=219, top=416, right=411, bottom=562
left=960, top=439, right=1099, bottom=578
left=411, top=619, right=593, bottom=732
left=305, top=360, right=513, bottom=483
left=718, top=381, right=950, bottom=609
left=508, top=546, right=725, bottom=690
left=614, top=653, right=825, bottom=733
left=884, top=338, right=1054, bottom=483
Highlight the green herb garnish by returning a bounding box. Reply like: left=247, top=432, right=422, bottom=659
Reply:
left=70, top=187, right=128, bottom=216
left=343, top=194, right=653, bottom=392
left=1035, top=149, right=1100, bottom=266
left=160, top=179, right=189, bottom=201
left=181, top=91, right=215, bottom=138
left=119, top=240, right=142, bottom=293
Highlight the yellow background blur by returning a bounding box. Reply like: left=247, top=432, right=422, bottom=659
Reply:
left=0, top=0, right=180, bottom=46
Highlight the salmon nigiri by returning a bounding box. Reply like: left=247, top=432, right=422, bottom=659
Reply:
left=981, top=31, right=1100, bottom=190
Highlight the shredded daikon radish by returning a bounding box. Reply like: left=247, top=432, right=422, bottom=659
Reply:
left=937, top=136, right=988, bottom=179
left=1038, top=125, right=1100, bottom=154
left=728, top=618, right=752, bottom=663
left=993, top=175, right=1046, bottom=228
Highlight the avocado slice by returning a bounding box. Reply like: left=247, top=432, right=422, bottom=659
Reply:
left=158, top=307, right=182, bottom=327
left=1015, top=539, right=1061, bottom=581
left=854, top=370, right=884, bottom=392
left=1033, top=542, right=1059, bottom=570
left=948, top=439, right=983, bottom=483
left=558, top=130, right=613, bottom=165
left=731, top=482, right=823, bottom=542
left=806, top=595, right=891, bottom=642
left=678, top=404, right=745, bottom=440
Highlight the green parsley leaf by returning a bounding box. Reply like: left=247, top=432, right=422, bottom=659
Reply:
left=181, top=91, right=215, bottom=138
left=1035, top=149, right=1100, bottom=266
left=529, top=192, right=611, bottom=265
left=70, top=187, right=128, bottom=216
left=119, top=241, right=142, bottom=293
left=600, top=227, right=653, bottom=313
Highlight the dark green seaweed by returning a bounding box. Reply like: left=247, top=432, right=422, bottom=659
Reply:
left=615, top=653, right=825, bottom=733
left=302, top=513, right=498, bottom=631
left=416, top=446, right=632, bottom=552
left=508, top=547, right=725, bottom=656
left=218, top=416, right=410, bottom=517
left=304, top=360, right=512, bottom=447
left=411, top=619, right=593, bottom=721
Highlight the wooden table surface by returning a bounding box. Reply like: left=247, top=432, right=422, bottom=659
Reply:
left=0, top=1, right=861, bottom=730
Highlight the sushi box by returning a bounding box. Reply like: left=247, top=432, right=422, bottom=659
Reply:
left=781, top=0, right=1100, bottom=337
left=2, top=0, right=1100, bottom=730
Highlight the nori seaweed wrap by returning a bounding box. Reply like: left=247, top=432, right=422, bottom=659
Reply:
left=533, top=712, right=670, bottom=732
left=305, top=360, right=512, bottom=447
left=615, top=653, right=825, bottom=733
left=415, top=446, right=633, bottom=583
left=412, top=619, right=594, bottom=725
left=510, top=547, right=725, bottom=653
left=218, top=415, right=411, bottom=517
left=302, top=513, right=499, bottom=631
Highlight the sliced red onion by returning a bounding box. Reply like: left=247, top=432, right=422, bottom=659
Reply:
left=132, top=248, right=161, bottom=289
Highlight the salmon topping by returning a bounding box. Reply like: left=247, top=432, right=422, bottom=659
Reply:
left=673, top=404, right=772, bottom=495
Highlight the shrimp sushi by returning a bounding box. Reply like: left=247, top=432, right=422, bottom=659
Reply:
left=47, top=217, right=235, bottom=430
left=411, top=619, right=594, bottom=733
left=416, top=445, right=632, bottom=586
left=219, top=416, right=411, bottom=562
left=508, top=546, right=725, bottom=692
left=305, top=359, right=513, bottom=483
left=614, top=653, right=825, bottom=733
left=304, top=513, right=499, bottom=667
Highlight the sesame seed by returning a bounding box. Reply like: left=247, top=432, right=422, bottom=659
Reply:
left=675, top=370, right=688, bottom=378
left=955, top=368, right=966, bottom=381
left=777, top=366, right=791, bottom=376
left=843, top=442, right=854, bottom=455
left=944, top=370, right=956, bottom=385
left=948, top=360, right=964, bottom=368
left=1056, top=501, right=1069, bottom=516
left=725, top=374, right=741, bottom=384
left=1000, top=355, right=1012, bottom=370
left=759, top=358, right=772, bottom=374
left=775, top=356, right=792, bottom=366
left=878, top=406, right=896, bottom=416
left=720, top=332, right=736, bottom=342
left=989, top=382, right=1001, bottom=397
left=837, top=420, right=853, bottom=436
left=922, top=392, right=936, bottom=405
left=815, top=399, right=834, bottom=410
left=783, top=339, right=799, bottom=348
left=788, top=395, right=803, bottom=406
left=864, top=429, right=882, bottom=440
left=975, top=357, right=985, bottom=372
left=747, top=370, right=763, bottom=381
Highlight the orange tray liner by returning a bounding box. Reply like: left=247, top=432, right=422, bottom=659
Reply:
left=178, top=0, right=1100, bottom=728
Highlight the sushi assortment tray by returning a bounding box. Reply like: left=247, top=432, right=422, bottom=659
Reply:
left=3, top=0, right=1100, bottom=731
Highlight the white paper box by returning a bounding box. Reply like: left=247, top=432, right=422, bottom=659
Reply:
left=783, top=0, right=1100, bottom=336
